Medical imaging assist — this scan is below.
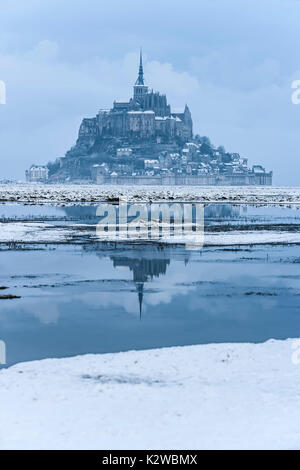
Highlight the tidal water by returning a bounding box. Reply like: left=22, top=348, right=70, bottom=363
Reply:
left=0, top=203, right=300, bottom=367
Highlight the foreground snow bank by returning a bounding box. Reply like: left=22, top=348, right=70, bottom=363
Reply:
left=0, top=339, right=299, bottom=450
left=1, top=184, right=300, bottom=204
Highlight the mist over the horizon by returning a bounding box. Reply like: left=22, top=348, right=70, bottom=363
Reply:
left=0, top=0, right=299, bottom=185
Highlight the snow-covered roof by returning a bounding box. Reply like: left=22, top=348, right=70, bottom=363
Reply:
left=155, top=116, right=168, bottom=120
left=253, top=166, right=265, bottom=174
left=127, top=110, right=154, bottom=114
left=30, top=165, right=48, bottom=170
left=172, top=108, right=185, bottom=114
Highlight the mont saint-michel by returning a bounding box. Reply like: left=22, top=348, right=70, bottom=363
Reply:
left=27, top=52, right=272, bottom=185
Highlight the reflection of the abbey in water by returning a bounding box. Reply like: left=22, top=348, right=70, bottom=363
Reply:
left=84, top=243, right=186, bottom=318
left=113, top=249, right=172, bottom=319
left=68, top=203, right=243, bottom=318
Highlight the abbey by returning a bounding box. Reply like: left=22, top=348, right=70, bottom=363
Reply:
left=39, top=51, right=272, bottom=185
left=78, top=51, right=192, bottom=144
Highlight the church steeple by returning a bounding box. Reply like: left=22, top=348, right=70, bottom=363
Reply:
left=135, top=49, right=144, bottom=85
left=133, top=49, right=148, bottom=101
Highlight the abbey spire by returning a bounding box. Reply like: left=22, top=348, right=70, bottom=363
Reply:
left=135, top=49, right=145, bottom=85
left=133, top=49, right=148, bottom=101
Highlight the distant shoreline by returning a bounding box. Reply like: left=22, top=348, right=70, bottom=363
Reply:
left=0, top=184, right=299, bottom=205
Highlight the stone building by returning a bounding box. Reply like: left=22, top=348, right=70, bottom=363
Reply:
left=77, top=51, right=193, bottom=144
left=44, top=50, right=272, bottom=186
left=26, top=165, right=49, bottom=183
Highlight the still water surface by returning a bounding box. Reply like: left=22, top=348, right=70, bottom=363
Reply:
left=0, top=203, right=300, bottom=366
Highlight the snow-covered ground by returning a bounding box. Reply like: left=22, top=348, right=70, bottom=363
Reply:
left=1, top=221, right=300, bottom=246
left=1, top=184, right=300, bottom=204
left=1, top=188, right=299, bottom=450
left=0, top=339, right=299, bottom=450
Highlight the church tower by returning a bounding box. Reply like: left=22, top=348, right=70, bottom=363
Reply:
left=133, top=49, right=148, bottom=102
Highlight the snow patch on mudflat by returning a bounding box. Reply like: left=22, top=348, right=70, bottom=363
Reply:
left=1, top=221, right=300, bottom=246
left=0, top=339, right=299, bottom=450
left=1, top=184, right=300, bottom=205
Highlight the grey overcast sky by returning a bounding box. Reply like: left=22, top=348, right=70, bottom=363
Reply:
left=0, top=0, right=299, bottom=184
